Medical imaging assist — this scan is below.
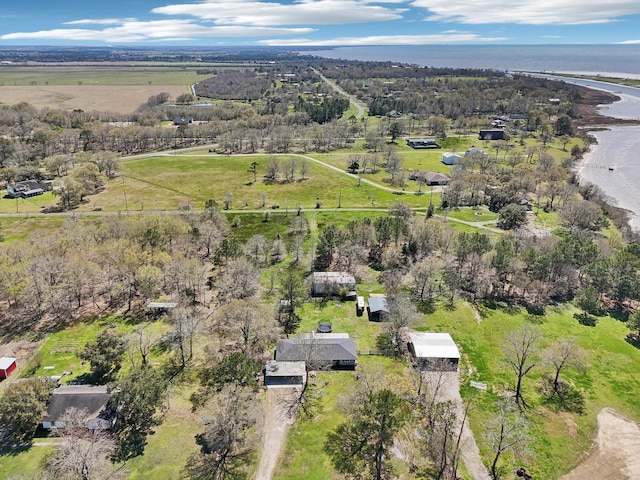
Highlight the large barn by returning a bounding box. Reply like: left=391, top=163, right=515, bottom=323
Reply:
left=408, top=332, right=460, bottom=371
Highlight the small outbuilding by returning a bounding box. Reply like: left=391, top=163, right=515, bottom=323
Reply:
left=408, top=332, right=460, bottom=371
left=356, top=296, right=366, bottom=316
left=42, top=385, right=111, bottom=430
left=312, top=272, right=356, bottom=296
left=264, top=360, right=306, bottom=388
left=368, top=296, right=390, bottom=322
left=0, top=357, right=17, bottom=379
left=441, top=153, right=462, bottom=165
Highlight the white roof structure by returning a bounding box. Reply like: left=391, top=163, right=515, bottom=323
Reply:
left=409, top=332, right=460, bottom=359
left=0, top=357, right=16, bottom=370
left=300, top=332, right=350, bottom=339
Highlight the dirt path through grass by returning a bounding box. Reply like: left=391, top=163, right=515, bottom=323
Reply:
left=430, top=371, right=491, bottom=480
left=561, top=408, right=640, bottom=479
left=256, top=389, right=295, bottom=480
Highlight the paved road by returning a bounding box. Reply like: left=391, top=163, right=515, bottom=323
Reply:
left=312, top=67, right=366, bottom=119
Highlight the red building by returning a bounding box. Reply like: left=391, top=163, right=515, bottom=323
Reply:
left=0, top=357, right=17, bottom=379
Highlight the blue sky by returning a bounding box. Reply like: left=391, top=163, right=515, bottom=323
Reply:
left=2, top=0, right=640, bottom=46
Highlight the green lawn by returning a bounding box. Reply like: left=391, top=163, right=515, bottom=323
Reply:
left=127, top=386, right=200, bottom=479
left=21, top=318, right=169, bottom=382
left=82, top=154, right=437, bottom=213
left=442, top=207, right=499, bottom=223
left=0, top=216, right=65, bottom=243
left=0, top=440, right=56, bottom=478
left=297, top=299, right=384, bottom=351
left=424, top=301, right=640, bottom=479
left=0, top=191, right=57, bottom=214
left=274, top=356, right=409, bottom=480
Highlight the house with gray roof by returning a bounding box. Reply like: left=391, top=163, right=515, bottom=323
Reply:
left=275, top=334, right=357, bottom=369
left=42, top=385, right=111, bottom=430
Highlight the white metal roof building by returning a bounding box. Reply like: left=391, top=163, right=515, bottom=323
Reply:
left=408, top=332, right=460, bottom=370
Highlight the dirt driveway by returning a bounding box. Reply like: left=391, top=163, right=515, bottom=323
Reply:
left=561, top=408, right=640, bottom=479
left=425, top=370, right=491, bottom=480
left=256, top=388, right=296, bottom=480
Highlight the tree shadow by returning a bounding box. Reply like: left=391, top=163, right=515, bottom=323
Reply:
left=574, top=313, right=597, bottom=327
left=608, top=309, right=629, bottom=323
left=625, top=333, right=640, bottom=349
left=0, top=440, right=33, bottom=456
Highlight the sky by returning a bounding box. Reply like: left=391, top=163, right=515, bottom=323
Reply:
left=1, top=0, right=640, bottom=47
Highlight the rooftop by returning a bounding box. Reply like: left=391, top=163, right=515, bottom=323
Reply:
left=43, top=385, right=110, bottom=426
left=0, top=357, right=16, bottom=370
left=409, top=332, right=460, bottom=359
left=276, top=336, right=357, bottom=363
left=264, top=360, right=306, bottom=377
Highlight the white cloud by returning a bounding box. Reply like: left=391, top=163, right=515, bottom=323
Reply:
left=618, top=39, right=640, bottom=44
left=152, top=0, right=406, bottom=25
left=411, top=0, right=640, bottom=25
left=0, top=20, right=315, bottom=42
left=259, top=32, right=509, bottom=45
left=64, top=18, right=137, bottom=25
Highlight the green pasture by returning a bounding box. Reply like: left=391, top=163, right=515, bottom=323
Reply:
left=0, top=66, right=204, bottom=86
left=83, top=155, right=437, bottom=213
left=0, top=216, right=65, bottom=243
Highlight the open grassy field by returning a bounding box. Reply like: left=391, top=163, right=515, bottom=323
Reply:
left=0, top=216, right=66, bottom=242
left=79, top=154, right=437, bottom=213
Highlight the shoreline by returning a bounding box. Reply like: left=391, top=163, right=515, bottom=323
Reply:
left=572, top=83, right=640, bottom=234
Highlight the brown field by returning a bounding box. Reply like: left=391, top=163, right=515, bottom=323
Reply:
left=0, top=85, right=189, bottom=113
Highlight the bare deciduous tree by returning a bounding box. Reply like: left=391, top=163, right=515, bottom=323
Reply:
left=485, top=399, right=531, bottom=480
left=503, top=325, right=541, bottom=409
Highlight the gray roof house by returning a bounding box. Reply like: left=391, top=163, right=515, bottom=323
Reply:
left=275, top=334, right=357, bottom=369
left=42, top=385, right=111, bottom=430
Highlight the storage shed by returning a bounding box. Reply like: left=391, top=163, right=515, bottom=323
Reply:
left=0, top=357, right=17, bottom=379
left=368, top=296, right=390, bottom=322
left=408, top=332, right=460, bottom=371
left=441, top=153, right=462, bottom=165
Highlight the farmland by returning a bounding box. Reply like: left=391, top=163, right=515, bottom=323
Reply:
left=0, top=64, right=207, bottom=113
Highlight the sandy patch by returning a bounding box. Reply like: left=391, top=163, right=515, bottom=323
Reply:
left=0, top=85, right=188, bottom=114
left=561, top=408, right=640, bottom=480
